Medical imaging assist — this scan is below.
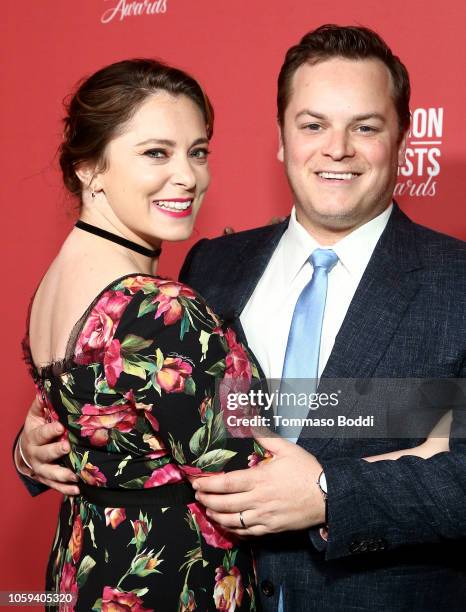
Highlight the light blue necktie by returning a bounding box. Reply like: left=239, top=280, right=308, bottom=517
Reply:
left=277, top=248, right=338, bottom=612
left=276, top=248, right=339, bottom=443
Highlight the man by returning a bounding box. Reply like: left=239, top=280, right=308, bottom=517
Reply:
left=16, top=25, right=466, bottom=611
left=179, top=24, right=466, bottom=611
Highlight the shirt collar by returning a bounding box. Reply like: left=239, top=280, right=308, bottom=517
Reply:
left=282, top=203, right=393, bottom=283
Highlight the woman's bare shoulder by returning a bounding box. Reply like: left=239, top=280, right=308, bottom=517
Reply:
left=28, top=239, right=144, bottom=368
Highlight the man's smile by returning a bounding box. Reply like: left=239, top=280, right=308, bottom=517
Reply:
left=316, top=171, right=362, bottom=182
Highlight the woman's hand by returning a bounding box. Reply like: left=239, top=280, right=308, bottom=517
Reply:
left=364, top=410, right=451, bottom=462
left=15, top=398, right=80, bottom=495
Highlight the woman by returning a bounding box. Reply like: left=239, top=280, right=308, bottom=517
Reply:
left=18, top=58, right=265, bottom=611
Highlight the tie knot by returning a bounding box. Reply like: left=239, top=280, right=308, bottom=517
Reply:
left=310, top=248, right=338, bottom=272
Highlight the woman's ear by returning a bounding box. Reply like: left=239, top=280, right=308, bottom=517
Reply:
left=74, top=162, right=102, bottom=193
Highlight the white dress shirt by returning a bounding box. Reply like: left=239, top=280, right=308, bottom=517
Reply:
left=240, top=204, right=393, bottom=380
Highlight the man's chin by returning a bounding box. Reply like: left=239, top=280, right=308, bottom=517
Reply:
left=297, top=207, right=362, bottom=232
left=296, top=200, right=391, bottom=237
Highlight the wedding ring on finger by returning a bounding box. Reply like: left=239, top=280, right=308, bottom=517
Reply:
left=239, top=511, right=247, bottom=529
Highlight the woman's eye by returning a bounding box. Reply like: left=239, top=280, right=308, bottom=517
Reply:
left=144, top=149, right=167, bottom=159
left=190, top=148, right=210, bottom=161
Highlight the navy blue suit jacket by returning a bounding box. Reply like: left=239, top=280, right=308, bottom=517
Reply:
left=179, top=204, right=466, bottom=611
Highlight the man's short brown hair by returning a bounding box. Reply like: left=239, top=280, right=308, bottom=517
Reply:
left=277, top=24, right=411, bottom=136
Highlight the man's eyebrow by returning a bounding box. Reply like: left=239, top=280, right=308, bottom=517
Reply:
left=351, top=113, right=386, bottom=123
left=295, top=110, right=327, bottom=120
left=295, top=110, right=386, bottom=123
left=135, top=137, right=209, bottom=147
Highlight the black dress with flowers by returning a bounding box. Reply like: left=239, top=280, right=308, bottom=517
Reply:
left=23, top=274, right=269, bottom=612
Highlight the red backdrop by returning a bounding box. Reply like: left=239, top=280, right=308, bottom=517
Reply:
left=2, top=0, right=465, bottom=604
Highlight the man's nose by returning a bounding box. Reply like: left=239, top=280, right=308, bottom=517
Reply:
left=321, top=129, right=355, bottom=160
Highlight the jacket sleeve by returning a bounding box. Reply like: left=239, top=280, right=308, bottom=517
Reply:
left=319, top=378, right=466, bottom=560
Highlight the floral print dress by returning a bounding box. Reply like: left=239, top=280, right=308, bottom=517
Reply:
left=23, top=275, right=269, bottom=612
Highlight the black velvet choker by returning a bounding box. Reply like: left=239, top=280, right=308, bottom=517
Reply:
left=75, top=220, right=162, bottom=258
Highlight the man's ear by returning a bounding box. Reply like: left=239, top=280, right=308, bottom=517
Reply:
left=277, top=123, right=284, bottom=163
left=397, top=129, right=409, bottom=167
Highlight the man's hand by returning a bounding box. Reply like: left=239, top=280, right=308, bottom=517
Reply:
left=192, top=434, right=325, bottom=536
left=15, top=398, right=79, bottom=495
left=223, top=216, right=286, bottom=235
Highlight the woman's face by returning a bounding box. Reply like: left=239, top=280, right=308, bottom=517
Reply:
left=92, top=92, right=210, bottom=245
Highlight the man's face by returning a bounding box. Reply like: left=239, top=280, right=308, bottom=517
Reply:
left=278, top=57, right=407, bottom=242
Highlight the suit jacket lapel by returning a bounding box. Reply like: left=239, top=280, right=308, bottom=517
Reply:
left=217, top=220, right=289, bottom=380
left=213, top=220, right=289, bottom=323
left=299, top=205, right=423, bottom=454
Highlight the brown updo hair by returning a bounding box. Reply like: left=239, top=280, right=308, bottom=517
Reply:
left=59, top=59, right=214, bottom=198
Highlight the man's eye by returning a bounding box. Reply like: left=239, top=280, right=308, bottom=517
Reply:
left=357, top=125, right=377, bottom=133
left=144, top=149, right=167, bottom=158
left=190, top=148, right=210, bottom=160
left=303, top=123, right=322, bottom=131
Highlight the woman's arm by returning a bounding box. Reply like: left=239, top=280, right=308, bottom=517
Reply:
left=364, top=411, right=451, bottom=462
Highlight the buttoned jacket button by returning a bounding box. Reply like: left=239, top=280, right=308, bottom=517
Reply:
left=375, top=538, right=387, bottom=550
left=349, top=540, right=369, bottom=554
left=261, top=580, right=275, bottom=597
left=349, top=541, right=361, bottom=553
left=368, top=539, right=378, bottom=552
left=365, top=537, right=387, bottom=552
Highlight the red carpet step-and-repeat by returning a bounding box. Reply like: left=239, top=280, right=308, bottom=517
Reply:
left=2, top=0, right=465, bottom=603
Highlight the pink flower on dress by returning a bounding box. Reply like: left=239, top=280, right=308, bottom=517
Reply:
left=188, top=502, right=234, bottom=550
left=218, top=329, right=257, bottom=437
left=120, top=275, right=157, bottom=294
left=179, top=465, right=205, bottom=478
left=103, top=339, right=123, bottom=387
left=224, top=329, right=252, bottom=384
left=36, top=385, right=69, bottom=443
left=143, top=432, right=167, bottom=459
left=75, top=290, right=131, bottom=365
left=101, top=586, right=153, bottom=612
left=156, top=357, right=193, bottom=393
left=145, top=449, right=168, bottom=460
left=104, top=507, right=126, bottom=529
left=124, top=390, right=160, bottom=431
left=68, top=514, right=83, bottom=564
left=59, top=562, right=78, bottom=598
left=199, top=397, right=212, bottom=423
left=179, top=588, right=197, bottom=611
left=77, top=390, right=159, bottom=448
left=132, top=519, right=149, bottom=539
left=214, top=565, right=244, bottom=611
left=144, top=463, right=184, bottom=488
left=179, top=465, right=226, bottom=484
left=77, top=402, right=137, bottom=447
left=80, top=462, right=107, bottom=487
left=152, top=280, right=196, bottom=326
